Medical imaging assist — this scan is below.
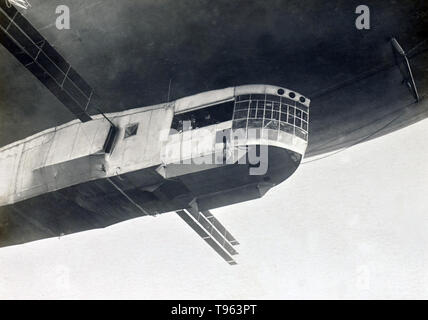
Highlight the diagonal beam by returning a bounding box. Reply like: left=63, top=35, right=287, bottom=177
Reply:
left=176, top=210, right=237, bottom=265
left=0, top=3, right=94, bottom=122
left=186, top=207, right=238, bottom=255
left=201, top=210, right=240, bottom=246
left=391, top=37, right=420, bottom=102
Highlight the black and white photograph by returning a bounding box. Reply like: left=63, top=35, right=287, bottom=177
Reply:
left=0, top=0, right=427, bottom=301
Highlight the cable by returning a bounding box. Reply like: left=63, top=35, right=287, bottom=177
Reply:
left=106, top=178, right=150, bottom=216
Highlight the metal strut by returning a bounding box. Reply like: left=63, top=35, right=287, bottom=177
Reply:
left=391, top=37, right=420, bottom=102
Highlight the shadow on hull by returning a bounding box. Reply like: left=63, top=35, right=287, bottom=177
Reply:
left=0, top=146, right=300, bottom=247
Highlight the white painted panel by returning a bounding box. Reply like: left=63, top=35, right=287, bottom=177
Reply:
left=143, top=108, right=169, bottom=163
left=90, top=120, right=112, bottom=154
left=0, top=144, right=22, bottom=205
left=122, top=111, right=152, bottom=166
left=70, top=119, right=108, bottom=158
left=175, top=87, right=234, bottom=114
left=17, top=140, right=52, bottom=192
left=190, top=125, right=216, bottom=158
left=44, top=125, right=78, bottom=166
left=161, top=132, right=181, bottom=163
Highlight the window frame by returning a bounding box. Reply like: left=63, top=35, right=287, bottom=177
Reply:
left=232, top=93, right=309, bottom=141
left=124, top=123, right=139, bottom=139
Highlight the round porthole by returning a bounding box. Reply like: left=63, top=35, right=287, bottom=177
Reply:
left=299, top=96, right=306, bottom=103
left=289, top=92, right=296, bottom=98
left=277, top=88, right=285, bottom=95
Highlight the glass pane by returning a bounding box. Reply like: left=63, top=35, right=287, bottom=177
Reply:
left=237, top=94, right=250, bottom=101
left=273, top=102, right=280, bottom=111
left=251, top=94, right=265, bottom=101
left=280, top=121, right=294, bottom=134
left=250, top=100, right=258, bottom=109
left=265, top=109, right=272, bottom=119
left=273, top=111, right=279, bottom=120
left=234, top=110, right=248, bottom=120
left=268, top=94, right=281, bottom=102
left=232, top=119, right=247, bottom=129
left=248, top=118, right=263, bottom=129
left=257, top=100, right=265, bottom=109
left=256, top=109, right=264, bottom=119
left=267, top=119, right=279, bottom=130
left=281, top=96, right=295, bottom=106
left=279, top=111, right=287, bottom=122
left=296, top=109, right=302, bottom=119
left=295, top=128, right=307, bottom=140
left=303, top=112, right=308, bottom=121
left=302, top=121, right=308, bottom=131
left=249, top=108, right=256, bottom=118
left=288, top=114, right=295, bottom=124
left=124, top=124, right=138, bottom=138
left=234, top=101, right=249, bottom=111
left=288, top=106, right=295, bottom=116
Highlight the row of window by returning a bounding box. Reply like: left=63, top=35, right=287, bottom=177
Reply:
left=171, top=100, right=234, bottom=132
left=234, top=100, right=308, bottom=120
left=233, top=104, right=308, bottom=130
left=236, top=94, right=308, bottom=112
left=232, top=96, right=309, bottom=134
left=232, top=118, right=308, bottom=140
left=168, top=94, right=309, bottom=141
left=235, top=99, right=308, bottom=114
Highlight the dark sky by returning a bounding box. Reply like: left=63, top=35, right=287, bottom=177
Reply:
left=1, top=0, right=427, bottom=154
